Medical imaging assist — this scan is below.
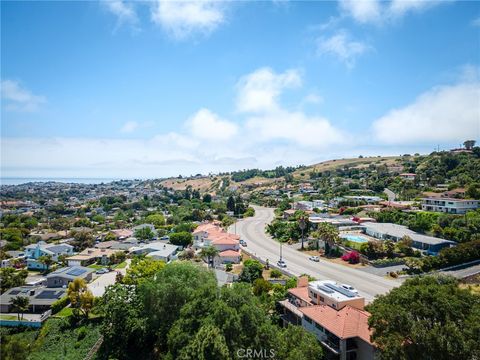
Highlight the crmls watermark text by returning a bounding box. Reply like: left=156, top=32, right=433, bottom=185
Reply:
left=237, top=348, right=276, bottom=359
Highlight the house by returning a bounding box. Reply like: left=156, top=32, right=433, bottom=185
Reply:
left=46, top=266, right=94, bottom=288
left=110, top=229, right=134, bottom=240
left=362, top=222, right=455, bottom=254
left=421, top=197, right=479, bottom=214
left=193, top=222, right=241, bottom=265
left=279, top=278, right=376, bottom=360
left=399, top=173, right=416, bottom=181
left=300, top=305, right=376, bottom=360
left=24, top=241, right=74, bottom=270
left=0, top=286, right=67, bottom=313
left=66, top=248, right=118, bottom=267
left=130, top=242, right=178, bottom=262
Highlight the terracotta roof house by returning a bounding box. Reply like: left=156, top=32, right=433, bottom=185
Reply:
left=193, top=222, right=241, bottom=265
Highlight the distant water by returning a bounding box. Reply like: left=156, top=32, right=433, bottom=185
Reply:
left=0, top=178, right=119, bottom=186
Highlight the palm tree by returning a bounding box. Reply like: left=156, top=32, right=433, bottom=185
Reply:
left=200, top=246, right=219, bottom=268
left=298, top=216, right=307, bottom=250
left=38, top=254, right=54, bottom=273
left=10, top=296, right=30, bottom=320
left=316, top=223, right=340, bottom=256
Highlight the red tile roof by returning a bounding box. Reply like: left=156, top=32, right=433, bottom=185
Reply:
left=288, top=286, right=313, bottom=305
left=300, top=305, right=372, bottom=344
left=219, top=250, right=240, bottom=257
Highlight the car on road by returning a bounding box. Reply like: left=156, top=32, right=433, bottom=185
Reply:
left=277, top=259, right=287, bottom=268
left=95, top=268, right=109, bottom=274
left=239, top=239, right=247, bottom=246
left=340, top=284, right=358, bottom=294
left=309, top=256, right=320, bottom=262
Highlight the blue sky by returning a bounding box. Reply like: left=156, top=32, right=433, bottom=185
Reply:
left=1, top=0, right=480, bottom=179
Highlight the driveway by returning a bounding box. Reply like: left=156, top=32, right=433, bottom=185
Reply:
left=230, top=206, right=400, bottom=302
left=88, top=259, right=130, bottom=297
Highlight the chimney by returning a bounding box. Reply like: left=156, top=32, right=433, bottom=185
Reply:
left=30, top=289, right=35, bottom=296
left=297, top=276, right=309, bottom=288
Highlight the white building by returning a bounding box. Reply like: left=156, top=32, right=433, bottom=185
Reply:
left=307, top=280, right=365, bottom=310
left=421, top=197, right=479, bottom=214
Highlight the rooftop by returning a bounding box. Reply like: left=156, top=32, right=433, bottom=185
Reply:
left=46, top=266, right=94, bottom=280
left=0, top=286, right=67, bottom=306
left=300, top=305, right=372, bottom=344
left=309, top=280, right=364, bottom=303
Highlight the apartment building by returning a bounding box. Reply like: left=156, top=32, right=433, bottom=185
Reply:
left=421, top=197, right=479, bottom=214
left=279, top=278, right=376, bottom=360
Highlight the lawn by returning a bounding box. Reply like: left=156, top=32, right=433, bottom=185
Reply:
left=0, top=314, right=18, bottom=320
left=54, top=307, right=73, bottom=318
left=113, top=261, right=127, bottom=269
left=87, top=264, right=105, bottom=270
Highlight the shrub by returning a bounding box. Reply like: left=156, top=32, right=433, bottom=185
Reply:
left=225, top=263, right=233, bottom=272
left=371, top=258, right=406, bottom=268
left=341, top=251, right=360, bottom=264
left=76, top=326, right=87, bottom=341
left=270, top=269, right=282, bottom=278
left=51, top=296, right=70, bottom=314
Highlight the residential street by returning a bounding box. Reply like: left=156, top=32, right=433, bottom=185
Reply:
left=229, top=206, right=400, bottom=302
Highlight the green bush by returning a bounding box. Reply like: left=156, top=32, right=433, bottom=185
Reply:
left=225, top=263, right=233, bottom=272
left=51, top=296, right=70, bottom=314
left=76, top=326, right=87, bottom=341
left=270, top=269, right=282, bottom=278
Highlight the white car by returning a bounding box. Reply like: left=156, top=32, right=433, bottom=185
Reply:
left=309, top=256, right=320, bottom=262
left=340, top=284, right=358, bottom=294
left=277, top=260, right=287, bottom=268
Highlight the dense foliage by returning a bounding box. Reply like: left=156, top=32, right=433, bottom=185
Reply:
left=367, top=276, right=480, bottom=360
left=99, top=262, right=323, bottom=360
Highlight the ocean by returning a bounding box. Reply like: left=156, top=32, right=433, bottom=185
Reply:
left=0, top=178, right=119, bottom=186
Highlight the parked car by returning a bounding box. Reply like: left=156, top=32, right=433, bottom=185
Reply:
left=277, top=259, right=287, bottom=268
left=160, top=236, right=170, bottom=240
left=309, top=256, right=320, bottom=262
left=96, top=268, right=109, bottom=274
left=340, top=284, right=358, bottom=294
left=239, top=239, right=247, bottom=246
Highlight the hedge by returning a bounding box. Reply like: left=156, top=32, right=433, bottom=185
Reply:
left=51, top=296, right=70, bottom=314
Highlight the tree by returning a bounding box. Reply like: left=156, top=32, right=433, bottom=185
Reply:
left=71, top=229, right=94, bottom=250
left=169, top=231, right=193, bottom=247
left=134, top=226, right=155, bottom=241
left=0, top=268, right=28, bottom=294
left=199, top=246, right=219, bottom=268
left=0, top=337, right=29, bottom=360
left=123, top=257, right=165, bottom=286
left=464, top=140, right=476, bottom=150
left=67, top=278, right=94, bottom=318
left=384, top=240, right=395, bottom=258
left=38, top=254, right=54, bottom=272
left=177, top=324, right=230, bottom=360
left=239, top=259, right=263, bottom=283
left=145, top=213, right=165, bottom=229
left=360, top=241, right=385, bottom=259
left=226, top=195, right=235, bottom=212
left=397, top=235, right=414, bottom=256
left=202, top=193, right=212, bottom=203
left=252, top=278, right=272, bottom=296
left=10, top=296, right=29, bottom=320
left=316, top=223, right=340, bottom=256
left=367, top=276, right=480, bottom=360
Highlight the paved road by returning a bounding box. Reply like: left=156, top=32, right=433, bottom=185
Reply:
left=441, top=263, right=480, bottom=279
left=230, top=206, right=400, bottom=302
left=383, top=188, right=396, bottom=202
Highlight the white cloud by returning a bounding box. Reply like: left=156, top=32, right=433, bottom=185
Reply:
left=186, top=108, right=238, bottom=140
left=373, top=81, right=480, bottom=144
left=150, top=0, right=225, bottom=39
left=236, top=67, right=301, bottom=113
left=246, top=110, right=347, bottom=148
left=339, top=0, right=381, bottom=24
left=317, top=30, right=370, bottom=68
left=339, top=0, right=448, bottom=25
left=104, top=0, right=138, bottom=27
left=1, top=80, right=46, bottom=112
left=120, top=121, right=139, bottom=133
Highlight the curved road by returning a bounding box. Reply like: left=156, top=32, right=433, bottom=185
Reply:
left=229, top=206, right=400, bottom=302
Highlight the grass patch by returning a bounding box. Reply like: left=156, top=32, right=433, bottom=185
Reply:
left=87, top=264, right=104, bottom=270
left=0, top=314, right=18, bottom=320
left=113, top=261, right=127, bottom=269
left=54, top=307, right=73, bottom=318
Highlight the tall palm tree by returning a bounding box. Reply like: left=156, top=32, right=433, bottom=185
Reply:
left=200, top=246, right=219, bottom=268
left=316, top=223, right=340, bottom=256
left=10, top=296, right=30, bottom=320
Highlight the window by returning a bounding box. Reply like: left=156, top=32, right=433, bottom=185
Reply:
left=304, top=316, right=312, bottom=324
left=319, top=296, right=325, bottom=302
left=315, top=323, right=324, bottom=332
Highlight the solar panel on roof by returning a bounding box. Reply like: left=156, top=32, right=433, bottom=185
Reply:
left=36, top=290, right=62, bottom=299
left=324, top=283, right=356, bottom=298
left=317, top=285, right=334, bottom=293
left=66, top=268, right=87, bottom=277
